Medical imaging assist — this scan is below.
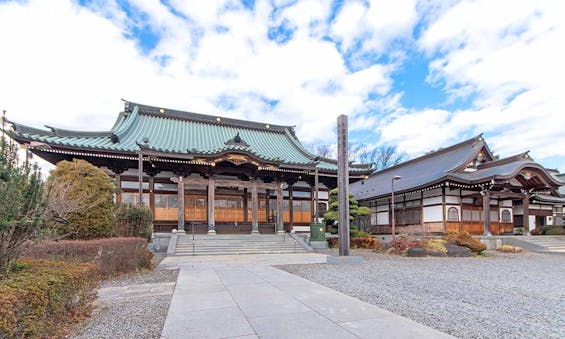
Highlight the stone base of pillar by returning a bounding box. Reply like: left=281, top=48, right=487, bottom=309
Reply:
left=207, top=229, right=216, bottom=235
left=176, top=230, right=186, bottom=234
left=251, top=229, right=260, bottom=234
left=277, top=230, right=285, bottom=235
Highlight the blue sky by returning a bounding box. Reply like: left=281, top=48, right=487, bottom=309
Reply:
left=0, top=0, right=563, bottom=172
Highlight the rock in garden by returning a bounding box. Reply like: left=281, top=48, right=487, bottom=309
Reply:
left=407, top=247, right=427, bottom=257
left=446, top=244, right=471, bottom=257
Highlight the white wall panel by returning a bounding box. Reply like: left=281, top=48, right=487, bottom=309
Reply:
left=445, top=196, right=460, bottom=204
left=423, top=196, right=442, bottom=205
left=377, top=212, right=389, bottom=225
left=423, top=188, right=442, bottom=198
left=423, top=206, right=443, bottom=222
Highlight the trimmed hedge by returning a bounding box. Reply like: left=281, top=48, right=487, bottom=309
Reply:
left=23, top=237, right=153, bottom=276
left=328, top=237, right=380, bottom=249
left=0, top=258, right=99, bottom=338
left=542, top=226, right=565, bottom=235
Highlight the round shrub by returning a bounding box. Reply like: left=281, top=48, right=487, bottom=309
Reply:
left=46, top=159, right=116, bottom=239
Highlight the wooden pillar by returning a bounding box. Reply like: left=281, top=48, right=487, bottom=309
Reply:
left=523, top=193, right=530, bottom=236
left=337, top=114, right=350, bottom=256
left=482, top=189, right=491, bottom=235
left=251, top=181, right=259, bottom=234
left=266, top=189, right=271, bottom=222
left=441, top=185, right=446, bottom=233
left=207, top=177, right=216, bottom=234
left=276, top=183, right=284, bottom=234
left=289, top=187, right=294, bottom=231
left=177, top=175, right=185, bottom=232
left=243, top=188, right=248, bottom=222
left=115, top=173, right=122, bottom=204
left=149, top=176, right=155, bottom=217
left=138, top=154, right=144, bottom=206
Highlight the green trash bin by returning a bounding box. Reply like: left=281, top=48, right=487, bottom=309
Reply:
left=310, top=223, right=326, bottom=242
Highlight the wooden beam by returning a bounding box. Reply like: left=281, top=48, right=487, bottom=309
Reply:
left=178, top=177, right=284, bottom=190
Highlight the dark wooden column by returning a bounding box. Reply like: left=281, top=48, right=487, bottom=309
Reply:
left=523, top=192, right=530, bottom=235
left=482, top=189, right=491, bottom=235
left=337, top=114, right=350, bottom=256
left=115, top=173, right=122, bottom=204
left=266, top=189, right=271, bottom=222
left=243, top=188, right=248, bottom=222
left=289, top=187, right=294, bottom=231
left=207, top=177, right=216, bottom=234
left=149, top=175, right=155, bottom=217
left=251, top=181, right=259, bottom=234
left=276, top=183, right=284, bottom=234
left=177, top=175, right=185, bottom=232
left=138, top=154, right=144, bottom=206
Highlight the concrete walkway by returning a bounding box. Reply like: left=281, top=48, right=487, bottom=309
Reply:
left=159, top=254, right=453, bottom=339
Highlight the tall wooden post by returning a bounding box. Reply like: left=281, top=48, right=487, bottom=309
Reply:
left=115, top=173, right=122, bottom=204
left=177, top=175, right=185, bottom=232
left=138, top=154, right=144, bottom=206
left=289, top=187, right=294, bottom=230
left=523, top=192, right=530, bottom=235
left=243, top=188, right=248, bottom=222
left=251, top=181, right=259, bottom=234
left=482, top=188, right=491, bottom=235
left=208, top=177, right=216, bottom=234
left=276, top=183, right=284, bottom=234
left=149, top=175, right=155, bottom=217
left=314, top=164, right=319, bottom=221
left=337, top=115, right=350, bottom=256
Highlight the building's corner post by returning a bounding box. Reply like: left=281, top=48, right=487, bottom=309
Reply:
left=337, top=114, right=350, bottom=256
left=207, top=176, right=216, bottom=235
left=251, top=180, right=259, bottom=234
left=138, top=153, right=144, bottom=206
left=523, top=192, right=530, bottom=236
left=276, top=182, right=284, bottom=234
left=482, top=188, right=491, bottom=236
left=177, top=175, right=185, bottom=234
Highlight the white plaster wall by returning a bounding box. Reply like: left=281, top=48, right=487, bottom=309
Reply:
left=123, top=168, right=139, bottom=176
left=541, top=204, right=553, bottom=210
left=371, top=213, right=377, bottom=225
left=445, top=196, right=460, bottom=204
left=490, top=199, right=498, bottom=206
left=423, top=205, right=443, bottom=222
left=462, top=190, right=475, bottom=195
left=377, top=212, right=389, bottom=225
left=462, top=198, right=474, bottom=204
left=318, top=191, right=329, bottom=200
left=500, top=200, right=512, bottom=207
left=529, top=215, right=536, bottom=231
left=547, top=216, right=554, bottom=226
left=423, top=196, right=442, bottom=205
left=445, top=205, right=460, bottom=221
left=423, top=188, right=442, bottom=198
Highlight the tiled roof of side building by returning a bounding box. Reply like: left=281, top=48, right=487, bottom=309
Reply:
left=8, top=100, right=371, bottom=174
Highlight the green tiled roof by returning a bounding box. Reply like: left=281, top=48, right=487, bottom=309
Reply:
left=9, top=101, right=371, bottom=174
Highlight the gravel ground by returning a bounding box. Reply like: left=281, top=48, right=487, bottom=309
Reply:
left=278, top=249, right=565, bottom=339
left=70, top=262, right=179, bottom=339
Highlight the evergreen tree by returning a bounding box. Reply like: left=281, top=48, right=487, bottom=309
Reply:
left=323, top=188, right=370, bottom=235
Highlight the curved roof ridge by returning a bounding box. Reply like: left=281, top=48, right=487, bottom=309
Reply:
left=44, top=125, right=113, bottom=138
left=368, top=134, right=484, bottom=178
left=476, top=151, right=532, bottom=170
left=125, top=100, right=293, bottom=133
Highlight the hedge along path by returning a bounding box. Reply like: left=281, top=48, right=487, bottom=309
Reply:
left=0, top=258, right=100, bottom=338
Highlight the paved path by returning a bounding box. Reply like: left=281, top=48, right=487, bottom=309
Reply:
left=502, top=235, right=565, bottom=254
left=159, top=254, right=453, bottom=339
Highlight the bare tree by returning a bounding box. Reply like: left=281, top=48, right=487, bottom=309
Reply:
left=354, top=144, right=407, bottom=171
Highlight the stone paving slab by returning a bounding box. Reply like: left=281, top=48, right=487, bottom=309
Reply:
left=98, top=282, right=176, bottom=301
left=160, top=253, right=453, bottom=339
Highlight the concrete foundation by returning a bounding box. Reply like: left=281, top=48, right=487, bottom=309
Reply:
left=309, top=241, right=328, bottom=249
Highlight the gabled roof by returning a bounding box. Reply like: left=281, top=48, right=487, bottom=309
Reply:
left=350, top=135, right=563, bottom=200
left=8, top=100, right=371, bottom=174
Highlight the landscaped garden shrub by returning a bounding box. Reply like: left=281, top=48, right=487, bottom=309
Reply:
left=46, top=159, right=116, bottom=239
left=425, top=239, right=448, bottom=256
left=386, top=235, right=426, bottom=255
left=0, top=258, right=99, bottom=338
left=323, top=188, right=370, bottom=235
left=442, top=230, right=486, bottom=253
left=497, top=245, right=523, bottom=253
left=351, top=237, right=380, bottom=249
left=542, top=226, right=565, bottom=235
left=114, top=204, right=153, bottom=240
left=23, top=237, right=152, bottom=276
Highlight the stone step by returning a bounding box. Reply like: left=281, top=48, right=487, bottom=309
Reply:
left=174, top=250, right=307, bottom=256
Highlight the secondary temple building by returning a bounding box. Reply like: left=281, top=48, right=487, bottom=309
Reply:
left=350, top=135, right=564, bottom=236
left=10, top=101, right=371, bottom=234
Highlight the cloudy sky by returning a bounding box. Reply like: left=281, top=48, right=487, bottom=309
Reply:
left=1, top=0, right=563, bottom=172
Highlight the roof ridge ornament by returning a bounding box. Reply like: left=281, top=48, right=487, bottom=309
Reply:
left=225, top=132, right=249, bottom=147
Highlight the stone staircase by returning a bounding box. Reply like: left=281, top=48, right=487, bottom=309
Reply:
left=504, top=236, right=565, bottom=254
left=173, top=234, right=310, bottom=256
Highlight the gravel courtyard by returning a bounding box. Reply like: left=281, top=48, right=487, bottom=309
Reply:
left=278, top=250, right=565, bottom=339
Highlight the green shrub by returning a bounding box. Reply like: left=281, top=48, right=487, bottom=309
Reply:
left=46, top=159, right=116, bottom=239
left=0, top=258, right=99, bottom=338
left=425, top=239, right=448, bottom=256
left=114, top=204, right=153, bottom=240
left=23, top=237, right=152, bottom=276
left=442, top=230, right=486, bottom=253
left=542, top=226, right=565, bottom=235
